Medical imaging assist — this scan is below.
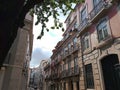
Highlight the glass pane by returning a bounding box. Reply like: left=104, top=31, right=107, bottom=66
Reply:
left=103, top=26, right=108, bottom=38
left=98, top=29, right=103, bottom=41
left=73, top=38, right=77, bottom=43
left=97, top=19, right=108, bottom=42
left=93, top=0, right=101, bottom=7
left=68, top=61, right=71, bottom=68
left=83, top=33, right=89, bottom=50
left=83, top=39, right=86, bottom=50
left=85, top=39, right=87, bottom=49
left=85, top=64, right=94, bottom=88
left=81, top=7, right=87, bottom=21
left=86, top=39, right=89, bottom=48
left=74, top=57, right=78, bottom=66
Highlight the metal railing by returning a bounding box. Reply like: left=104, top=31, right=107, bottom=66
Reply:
left=79, top=18, right=89, bottom=32
left=89, top=0, right=107, bottom=20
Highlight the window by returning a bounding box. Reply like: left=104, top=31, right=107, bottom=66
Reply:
left=68, top=61, right=71, bottom=69
left=81, top=6, right=87, bottom=22
left=93, top=0, right=101, bottom=7
left=64, top=82, right=66, bottom=90
left=74, top=56, right=78, bottom=66
left=73, top=37, right=77, bottom=46
left=85, top=64, right=94, bottom=89
left=97, top=19, right=109, bottom=42
left=68, top=43, right=71, bottom=53
left=63, top=64, right=66, bottom=71
left=64, top=47, right=68, bottom=56
left=82, top=33, right=90, bottom=50
left=68, top=60, right=71, bottom=75
left=67, top=18, right=71, bottom=26
left=74, top=21, right=78, bottom=29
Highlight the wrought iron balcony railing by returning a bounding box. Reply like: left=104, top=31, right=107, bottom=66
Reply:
left=89, top=0, right=112, bottom=22
left=61, top=70, right=66, bottom=78
left=60, top=66, right=80, bottom=78
left=72, top=44, right=79, bottom=53
left=68, top=67, right=74, bottom=77
left=52, top=73, right=59, bottom=79
left=79, top=18, right=90, bottom=32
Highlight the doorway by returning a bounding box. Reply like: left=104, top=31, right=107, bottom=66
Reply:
left=101, top=54, right=120, bottom=90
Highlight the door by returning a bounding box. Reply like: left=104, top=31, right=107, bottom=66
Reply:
left=101, top=54, right=119, bottom=90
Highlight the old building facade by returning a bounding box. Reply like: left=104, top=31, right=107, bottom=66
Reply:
left=44, top=0, right=120, bottom=90
left=29, top=60, right=48, bottom=90
left=0, top=13, right=33, bottom=90
left=44, top=60, right=52, bottom=90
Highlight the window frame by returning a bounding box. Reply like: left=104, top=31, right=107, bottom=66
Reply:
left=82, top=32, right=90, bottom=51
left=96, top=18, right=110, bottom=42
left=81, top=5, right=87, bottom=22
left=68, top=60, right=71, bottom=69
left=63, top=64, right=66, bottom=71
left=68, top=43, right=71, bottom=54
left=85, top=64, right=95, bottom=89
left=74, top=56, right=78, bottom=66
left=73, top=37, right=77, bottom=48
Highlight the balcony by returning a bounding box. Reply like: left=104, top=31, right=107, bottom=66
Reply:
left=68, top=67, right=74, bottom=77
left=78, top=18, right=91, bottom=35
left=45, top=75, right=52, bottom=81
left=89, top=0, right=112, bottom=23
left=72, top=44, right=79, bottom=53
left=61, top=70, right=66, bottom=78
left=96, top=35, right=113, bottom=49
left=66, top=50, right=72, bottom=58
left=62, top=51, right=71, bottom=60
left=53, top=73, right=59, bottom=80
left=61, top=66, right=80, bottom=78
left=54, top=59, right=61, bottom=65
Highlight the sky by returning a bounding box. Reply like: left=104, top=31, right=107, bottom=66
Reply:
left=30, top=15, right=66, bottom=68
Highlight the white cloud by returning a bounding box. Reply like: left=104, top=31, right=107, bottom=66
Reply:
left=30, top=15, right=66, bottom=67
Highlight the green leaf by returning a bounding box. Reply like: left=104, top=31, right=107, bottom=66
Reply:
left=33, top=0, right=84, bottom=39
left=62, top=28, right=65, bottom=32
left=51, top=26, right=55, bottom=29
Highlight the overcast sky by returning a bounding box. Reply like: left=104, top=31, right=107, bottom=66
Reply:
left=30, top=15, right=66, bottom=68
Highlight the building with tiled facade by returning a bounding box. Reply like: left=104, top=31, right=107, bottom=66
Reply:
left=44, top=0, right=120, bottom=90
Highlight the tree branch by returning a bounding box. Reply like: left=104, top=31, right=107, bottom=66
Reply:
left=18, top=0, right=43, bottom=27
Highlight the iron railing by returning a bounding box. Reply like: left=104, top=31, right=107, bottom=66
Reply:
left=89, top=0, right=107, bottom=20
left=79, top=18, right=89, bottom=32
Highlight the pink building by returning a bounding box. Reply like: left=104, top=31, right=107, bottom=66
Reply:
left=44, top=0, right=120, bottom=90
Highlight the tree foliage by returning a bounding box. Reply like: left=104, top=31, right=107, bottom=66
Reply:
left=0, top=0, right=84, bottom=66
left=31, top=0, right=84, bottom=39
